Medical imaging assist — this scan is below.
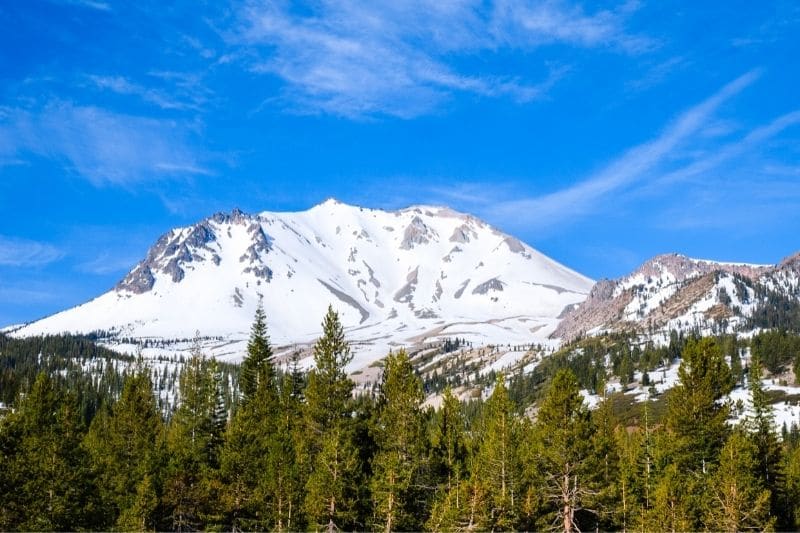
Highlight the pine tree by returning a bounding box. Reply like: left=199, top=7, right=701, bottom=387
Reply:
left=267, top=367, right=306, bottom=532
left=370, top=350, right=427, bottom=532
left=703, top=430, right=774, bottom=531
left=426, top=386, right=468, bottom=531
left=660, top=338, right=733, bottom=528
left=744, top=356, right=788, bottom=529
left=785, top=444, right=800, bottom=528
left=616, top=426, right=645, bottom=532
left=117, top=473, right=160, bottom=531
left=665, top=337, right=733, bottom=474
left=0, top=373, right=102, bottom=531
left=591, top=397, right=621, bottom=530
left=467, top=374, right=522, bottom=531
left=531, top=368, right=596, bottom=533
left=239, top=299, right=273, bottom=403
left=84, top=365, right=165, bottom=530
left=303, top=306, right=361, bottom=532
left=647, top=463, right=693, bottom=533
left=164, top=343, right=226, bottom=530
left=219, top=307, right=281, bottom=530
left=219, top=370, right=279, bottom=530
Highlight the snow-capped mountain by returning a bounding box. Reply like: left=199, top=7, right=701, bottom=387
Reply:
left=554, top=252, right=800, bottom=343
left=13, top=200, right=593, bottom=371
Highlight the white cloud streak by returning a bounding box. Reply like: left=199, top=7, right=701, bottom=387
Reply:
left=76, top=252, right=141, bottom=275
left=49, top=0, right=111, bottom=11
left=483, top=70, right=766, bottom=229
left=234, top=0, right=650, bottom=118
left=0, top=101, right=209, bottom=186
left=88, top=75, right=193, bottom=111
left=0, top=236, right=63, bottom=267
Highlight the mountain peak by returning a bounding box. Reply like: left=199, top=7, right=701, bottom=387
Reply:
left=17, top=201, right=592, bottom=368
left=210, top=207, right=252, bottom=224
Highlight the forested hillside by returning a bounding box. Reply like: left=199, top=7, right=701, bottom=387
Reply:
left=2, top=307, right=800, bottom=531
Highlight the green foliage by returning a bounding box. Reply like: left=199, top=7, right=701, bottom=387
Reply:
left=704, top=430, right=774, bottom=532
left=303, top=306, right=361, bottom=531
left=665, top=337, right=733, bottom=475
left=3, top=320, right=799, bottom=532
left=469, top=375, right=522, bottom=531
left=426, top=386, right=468, bottom=530
left=751, top=329, right=800, bottom=377
left=529, top=368, right=597, bottom=532
left=748, top=289, right=800, bottom=331
left=369, top=350, right=428, bottom=531
left=0, top=373, right=103, bottom=530
left=785, top=444, right=800, bottom=529
left=163, top=344, right=226, bottom=530
left=745, top=357, right=787, bottom=527
left=84, top=365, right=165, bottom=530
left=239, top=300, right=274, bottom=402
left=0, top=333, right=132, bottom=419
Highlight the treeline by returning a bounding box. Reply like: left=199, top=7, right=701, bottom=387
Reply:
left=0, top=333, right=133, bottom=421
left=4, top=307, right=800, bottom=531
left=0, top=332, right=241, bottom=417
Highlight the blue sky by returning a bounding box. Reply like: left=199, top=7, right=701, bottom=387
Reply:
left=1, top=0, right=799, bottom=326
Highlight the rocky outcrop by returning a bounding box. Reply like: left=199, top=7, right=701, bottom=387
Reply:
left=472, top=278, right=505, bottom=295
left=400, top=216, right=437, bottom=250
left=552, top=251, right=796, bottom=342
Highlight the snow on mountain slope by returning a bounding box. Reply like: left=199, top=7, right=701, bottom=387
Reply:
left=13, top=200, right=593, bottom=371
left=553, top=252, right=799, bottom=343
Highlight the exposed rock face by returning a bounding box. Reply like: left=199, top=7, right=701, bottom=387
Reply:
left=116, top=208, right=267, bottom=293
left=502, top=236, right=530, bottom=258
left=318, top=279, right=370, bottom=323
left=401, top=216, right=437, bottom=249
left=552, top=252, right=794, bottom=342
left=454, top=279, right=470, bottom=299
left=552, top=279, right=625, bottom=340
left=779, top=251, right=800, bottom=273
left=472, top=278, right=505, bottom=295
left=117, top=265, right=156, bottom=294
left=394, top=267, right=419, bottom=303
left=449, top=224, right=477, bottom=243
left=633, top=253, right=767, bottom=283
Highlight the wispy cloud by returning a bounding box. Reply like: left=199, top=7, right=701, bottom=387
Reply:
left=232, top=0, right=650, bottom=118
left=626, top=56, right=687, bottom=92
left=645, top=109, right=800, bottom=191
left=654, top=178, right=800, bottom=232
left=0, top=101, right=210, bottom=186
left=0, top=236, right=63, bottom=267
left=483, top=70, right=765, bottom=229
left=88, top=75, right=202, bottom=111
left=0, top=286, right=63, bottom=305
left=77, top=252, right=140, bottom=275
left=490, top=0, right=655, bottom=53
left=48, top=0, right=111, bottom=11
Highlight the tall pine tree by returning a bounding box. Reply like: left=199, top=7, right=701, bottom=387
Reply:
left=470, top=374, right=522, bottom=531
left=703, top=430, right=774, bottom=531
left=0, top=373, right=102, bottom=531
left=662, top=337, right=733, bottom=528
left=426, top=386, right=469, bottom=531
left=303, top=306, right=361, bottom=532
left=239, top=299, right=273, bottom=403
left=84, top=365, right=165, bottom=530
left=531, top=368, right=596, bottom=533
left=219, top=304, right=280, bottom=530
left=745, top=355, right=786, bottom=527
left=164, top=341, right=226, bottom=530
left=370, top=350, right=427, bottom=532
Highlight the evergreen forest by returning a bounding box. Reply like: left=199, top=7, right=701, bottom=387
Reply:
left=3, top=305, right=800, bottom=532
